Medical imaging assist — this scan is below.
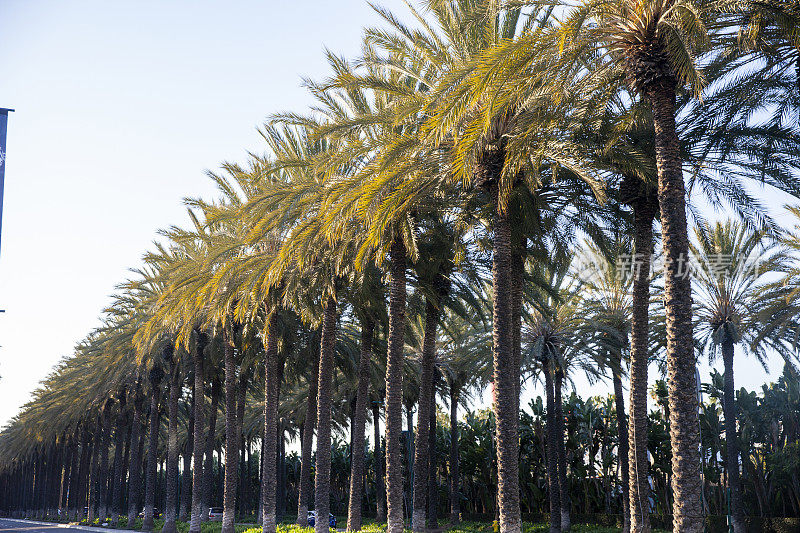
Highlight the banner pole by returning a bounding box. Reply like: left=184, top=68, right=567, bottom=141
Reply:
left=0, top=107, right=14, bottom=260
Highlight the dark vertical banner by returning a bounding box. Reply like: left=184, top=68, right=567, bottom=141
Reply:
left=0, top=108, right=13, bottom=259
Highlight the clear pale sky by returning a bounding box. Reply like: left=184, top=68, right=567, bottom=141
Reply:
left=0, top=0, right=788, bottom=431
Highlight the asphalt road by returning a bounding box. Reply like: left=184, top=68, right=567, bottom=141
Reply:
left=0, top=519, right=134, bottom=533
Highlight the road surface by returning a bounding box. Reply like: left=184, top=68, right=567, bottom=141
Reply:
left=0, top=519, right=136, bottom=533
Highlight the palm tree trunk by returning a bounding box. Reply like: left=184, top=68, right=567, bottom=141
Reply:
left=71, top=429, right=90, bottom=521
left=127, top=391, right=145, bottom=526
left=88, top=423, right=103, bottom=523
left=162, top=360, right=181, bottom=533
left=42, top=444, right=55, bottom=518
left=203, top=378, right=221, bottom=521
left=448, top=383, right=460, bottom=524
left=722, top=339, right=744, bottom=533
left=236, top=369, right=248, bottom=517
left=180, top=387, right=195, bottom=522
left=613, top=371, right=630, bottom=533
left=297, top=346, right=320, bottom=525
left=53, top=442, right=65, bottom=518
left=120, top=427, right=131, bottom=520
left=60, top=439, right=73, bottom=518
left=277, top=423, right=286, bottom=520
left=511, top=240, right=525, bottom=413
left=406, top=405, right=414, bottom=521
left=347, top=317, right=374, bottom=532
left=222, top=327, right=239, bottom=533
left=190, top=331, right=209, bottom=533
left=55, top=443, right=65, bottom=519
left=373, top=401, right=386, bottom=522
left=646, top=82, right=703, bottom=533
left=491, top=197, right=522, bottom=533
left=66, top=432, right=81, bottom=521
left=143, top=369, right=163, bottom=531
left=261, top=311, right=280, bottom=533
left=98, top=424, right=111, bottom=522
left=555, top=368, right=570, bottom=532
left=544, top=362, right=561, bottom=533
left=385, top=235, right=407, bottom=533
left=426, top=374, right=438, bottom=530
left=314, top=296, right=339, bottom=533
left=627, top=198, right=655, bottom=533
left=44, top=450, right=53, bottom=519
left=412, top=298, right=439, bottom=532
left=110, top=395, right=128, bottom=527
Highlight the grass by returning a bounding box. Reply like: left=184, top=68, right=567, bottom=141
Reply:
left=34, top=515, right=669, bottom=533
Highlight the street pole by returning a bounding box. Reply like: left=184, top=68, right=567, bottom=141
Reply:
left=0, top=107, right=14, bottom=260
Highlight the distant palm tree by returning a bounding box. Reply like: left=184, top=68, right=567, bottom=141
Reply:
left=524, top=262, right=598, bottom=533
left=692, top=219, right=789, bottom=533
left=438, top=311, right=492, bottom=524
left=582, top=241, right=635, bottom=533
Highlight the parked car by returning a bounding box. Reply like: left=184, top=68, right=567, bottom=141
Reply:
left=208, top=507, right=224, bottom=522
left=307, top=511, right=336, bottom=528
left=138, top=508, right=161, bottom=519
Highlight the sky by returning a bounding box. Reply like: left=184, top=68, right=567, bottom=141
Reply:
left=0, top=0, right=792, bottom=432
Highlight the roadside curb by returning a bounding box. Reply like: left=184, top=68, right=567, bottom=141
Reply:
left=0, top=518, right=140, bottom=533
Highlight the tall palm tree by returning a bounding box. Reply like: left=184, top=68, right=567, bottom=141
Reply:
left=314, top=295, right=339, bottom=533
left=127, top=383, right=146, bottom=526
left=691, top=219, right=789, bottom=532
left=523, top=263, right=598, bottom=533
left=559, top=3, right=713, bottom=526
left=161, top=344, right=181, bottom=533
left=142, top=364, right=163, bottom=531
left=408, top=219, right=461, bottom=532
left=384, top=233, right=408, bottom=533
left=438, top=311, right=492, bottom=524
left=296, top=335, right=320, bottom=525
left=344, top=265, right=384, bottom=533
left=617, top=177, right=660, bottom=533
left=580, top=239, right=639, bottom=533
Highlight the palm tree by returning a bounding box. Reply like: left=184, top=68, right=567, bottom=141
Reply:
left=580, top=240, right=637, bottom=533
left=344, top=265, right=384, bottom=533
left=691, top=219, right=789, bottom=532
left=617, top=177, right=660, bottom=533
left=384, top=233, right=408, bottom=533
left=314, top=295, right=339, bottom=533
left=126, top=383, right=146, bottom=526
left=562, top=3, right=712, bottom=525
left=296, top=335, right=320, bottom=525
left=438, top=307, right=492, bottom=525
left=189, top=329, right=209, bottom=533
left=162, top=345, right=182, bottom=533
left=408, top=220, right=461, bottom=532
left=470, top=1, right=713, bottom=526
left=523, top=264, right=598, bottom=533
left=142, top=363, right=164, bottom=531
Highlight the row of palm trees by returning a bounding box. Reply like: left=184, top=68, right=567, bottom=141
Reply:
left=1, top=0, right=799, bottom=532
left=1, top=329, right=798, bottom=528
